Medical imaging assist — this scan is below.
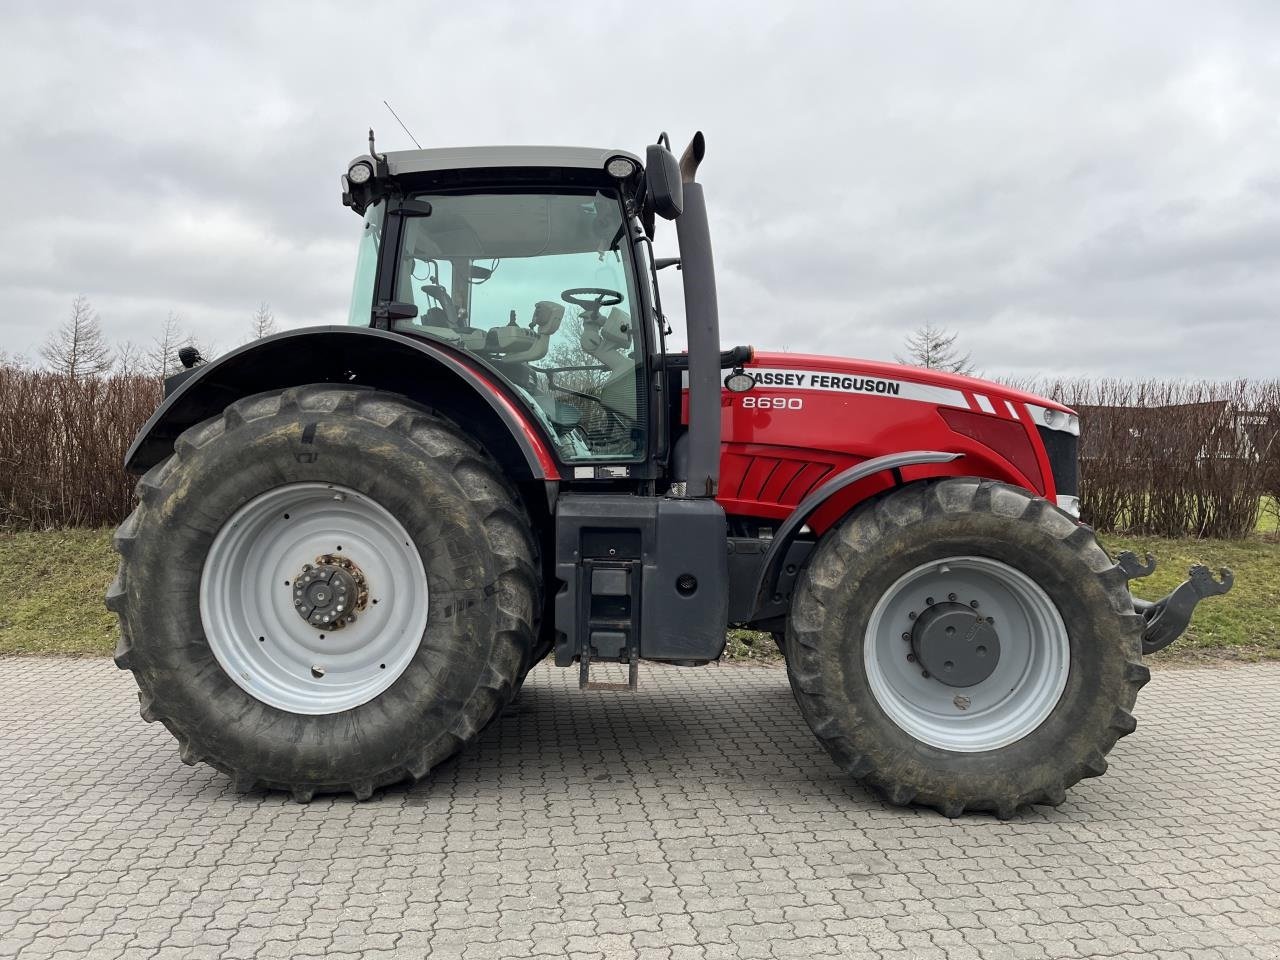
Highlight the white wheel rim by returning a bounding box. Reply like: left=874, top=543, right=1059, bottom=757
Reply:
left=200, top=483, right=428, bottom=715
left=864, top=556, right=1069, bottom=752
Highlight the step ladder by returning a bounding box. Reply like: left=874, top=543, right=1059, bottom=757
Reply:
left=577, top=558, right=640, bottom=692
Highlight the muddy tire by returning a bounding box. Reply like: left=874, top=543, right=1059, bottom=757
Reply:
left=106, top=385, right=539, bottom=801
left=785, top=477, right=1148, bottom=818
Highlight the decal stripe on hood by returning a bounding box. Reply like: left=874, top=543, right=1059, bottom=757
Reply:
left=748, top=367, right=969, bottom=409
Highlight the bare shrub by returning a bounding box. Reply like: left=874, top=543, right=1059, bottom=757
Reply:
left=1012, top=378, right=1280, bottom=539
left=0, top=367, right=162, bottom=529
left=4, top=361, right=1277, bottom=538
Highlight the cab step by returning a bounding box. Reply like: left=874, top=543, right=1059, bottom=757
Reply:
left=578, top=651, right=639, bottom=692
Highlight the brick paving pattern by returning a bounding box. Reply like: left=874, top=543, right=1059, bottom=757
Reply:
left=1, top=657, right=1277, bottom=959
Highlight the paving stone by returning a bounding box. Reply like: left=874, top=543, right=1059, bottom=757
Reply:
left=0, top=657, right=1277, bottom=959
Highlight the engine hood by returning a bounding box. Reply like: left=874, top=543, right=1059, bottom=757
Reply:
left=747, top=351, right=1074, bottom=415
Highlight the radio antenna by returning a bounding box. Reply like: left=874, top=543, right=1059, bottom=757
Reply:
left=383, top=100, right=422, bottom=149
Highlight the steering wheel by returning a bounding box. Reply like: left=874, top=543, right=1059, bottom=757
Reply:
left=560, top=287, right=623, bottom=311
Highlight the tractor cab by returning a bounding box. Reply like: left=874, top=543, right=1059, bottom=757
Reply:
left=342, top=144, right=685, bottom=472
left=340, top=135, right=732, bottom=676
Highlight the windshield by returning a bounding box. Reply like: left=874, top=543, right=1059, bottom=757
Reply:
left=390, top=189, right=647, bottom=463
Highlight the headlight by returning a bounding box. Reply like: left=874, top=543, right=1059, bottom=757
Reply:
left=347, top=161, right=373, bottom=185
left=1025, top=402, right=1080, bottom=436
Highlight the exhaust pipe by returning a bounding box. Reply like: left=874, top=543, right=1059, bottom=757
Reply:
left=674, top=131, right=721, bottom=497
left=679, top=131, right=705, bottom=184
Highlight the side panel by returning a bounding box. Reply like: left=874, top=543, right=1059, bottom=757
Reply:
left=693, top=358, right=1053, bottom=529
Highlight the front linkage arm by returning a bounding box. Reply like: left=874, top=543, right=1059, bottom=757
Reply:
left=1116, top=551, right=1235, bottom=655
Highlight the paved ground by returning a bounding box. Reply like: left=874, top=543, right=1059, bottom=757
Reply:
left=1, top=658, right=1278, bottom=960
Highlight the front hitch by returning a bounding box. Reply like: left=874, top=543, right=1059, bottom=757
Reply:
left=1116, top=551, right=1235, bottom=655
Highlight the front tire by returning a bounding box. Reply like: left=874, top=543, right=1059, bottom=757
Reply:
left=785, top=478, right=1149, bottom=818
left=107, top=386, right=540, bottom=801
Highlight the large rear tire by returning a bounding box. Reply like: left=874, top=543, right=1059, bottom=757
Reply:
left=785, top=478, right=1149, bottom=818
left=106, top=385, right=540, bottom=801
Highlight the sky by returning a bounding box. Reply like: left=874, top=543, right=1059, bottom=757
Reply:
left=1, top=1, right=1278, bottom=378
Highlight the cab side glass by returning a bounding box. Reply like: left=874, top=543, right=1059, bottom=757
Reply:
left=347, top=201, right=384, bottom=325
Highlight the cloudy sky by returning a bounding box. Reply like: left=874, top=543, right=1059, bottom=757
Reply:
left=1, top=1, right=1277, bottom=378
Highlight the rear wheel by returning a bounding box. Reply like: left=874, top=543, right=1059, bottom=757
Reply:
left=785, top=478, right=1149, bottom=818
left=107, top=385, right=540, bottom=801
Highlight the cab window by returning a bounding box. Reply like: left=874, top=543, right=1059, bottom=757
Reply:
left=347, top=201, right=384, bottom=325
left=392, top=190, right=646, bottom=463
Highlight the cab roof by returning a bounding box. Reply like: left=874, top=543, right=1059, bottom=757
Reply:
left=381, top=145, right=642, bottom=177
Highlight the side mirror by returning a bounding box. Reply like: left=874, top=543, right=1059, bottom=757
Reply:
left=645, top=143, right=683, bottom=220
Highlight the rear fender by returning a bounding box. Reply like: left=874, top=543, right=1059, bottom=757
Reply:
left=127, top=326, right=560, bottom=493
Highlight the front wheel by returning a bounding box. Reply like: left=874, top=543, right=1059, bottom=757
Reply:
left=785, top=478, right=1149, bottom=818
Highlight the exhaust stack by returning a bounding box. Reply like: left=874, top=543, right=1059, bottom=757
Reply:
left=673, top=132, right=721, bottom=497
left=679, top=132, right=705, bottom=184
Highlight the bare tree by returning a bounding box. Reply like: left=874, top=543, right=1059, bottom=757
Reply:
left=115, top=340, right=143, bottom=376
left=249, top=301, right=277, bottom=340
left=42, top=295, right=113, bottom=379
left=896, top=322, right=975, bottom=375
left=148, top=311, right=186, bottom=378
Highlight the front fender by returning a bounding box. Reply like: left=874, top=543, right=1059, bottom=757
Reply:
left=127, top=326, right=559, bottom=481
left=750, top=450, right=961, bottom=618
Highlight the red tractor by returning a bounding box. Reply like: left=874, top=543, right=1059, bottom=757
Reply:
left=109, top=132, right=1231, bottom=816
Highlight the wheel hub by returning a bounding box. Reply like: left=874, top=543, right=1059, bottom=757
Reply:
left=911, top=601, right=1001, bottom=688
left=292, top=555, right=368, bottom=629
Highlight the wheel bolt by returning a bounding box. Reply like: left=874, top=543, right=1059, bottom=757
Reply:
left=906, top=653, right=916, bottom=663
left=948, top=593, right=957, bottom=602
left=970, top=600, right=980, bottom=608
left=921, top=671, right=930, bottom=679
left=908, top=612, right=917, bottom=620
left=926, top=597, right=935, bottom=605
left=901, top=632, right=911, bottom=641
